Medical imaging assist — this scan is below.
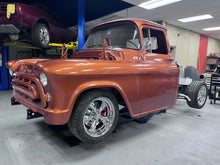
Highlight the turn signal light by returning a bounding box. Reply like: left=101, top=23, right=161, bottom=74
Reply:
left=43, top=94, right=50, bottom=102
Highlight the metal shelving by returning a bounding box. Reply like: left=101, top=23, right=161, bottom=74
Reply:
left=206, top=55, right=220, bottom=73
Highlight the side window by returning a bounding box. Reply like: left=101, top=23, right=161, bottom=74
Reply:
left=142, top=28, right=168, bottom=54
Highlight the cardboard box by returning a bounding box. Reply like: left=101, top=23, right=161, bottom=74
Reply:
left=214, top=53, right=220, bottom=57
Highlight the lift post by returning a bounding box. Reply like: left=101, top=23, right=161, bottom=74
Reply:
left=6, top=45, right=11, bottom=89
left=0, top=42, right=10, bottom=91
left=78, top=0, right=85, bottom=51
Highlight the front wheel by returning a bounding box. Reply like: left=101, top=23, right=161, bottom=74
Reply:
left=68, top=89, right=119, bottom=143
left=186, top=81, right=207, bottom=109
left=31, top=23, right=50, bottom=48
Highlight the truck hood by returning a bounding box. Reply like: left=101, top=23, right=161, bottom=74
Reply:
left=7, top=57, right=138, bottom=76
left=36, top=59, right=131, bottom=75
left=7, top=59, right=48, bottom=71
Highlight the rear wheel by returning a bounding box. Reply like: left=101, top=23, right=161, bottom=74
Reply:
left=68, top=89, right=119, bottom=143
left=186, top=81, right=207, bottom=109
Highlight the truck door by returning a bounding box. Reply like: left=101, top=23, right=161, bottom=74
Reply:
left=138, top=27, right=179, bottom=115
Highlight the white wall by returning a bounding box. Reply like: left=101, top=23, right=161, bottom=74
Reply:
left=207, top=37, right=220, bottom=55
left=166, top=24, right=200, bottom=68
left=165, top=23, right=220, bottom=69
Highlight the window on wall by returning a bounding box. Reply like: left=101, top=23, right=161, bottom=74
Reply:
left=142, top=28, right=168, bottom=54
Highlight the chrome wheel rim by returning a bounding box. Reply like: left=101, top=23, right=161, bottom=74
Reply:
left=197, top=85, right=207, bottom=106
left=83, top=97, right=115, bottom=138
left=39, top=27, right=49, bottom=45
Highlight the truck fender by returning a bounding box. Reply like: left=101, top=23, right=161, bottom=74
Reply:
left=68, top=81, right=132, bottom=115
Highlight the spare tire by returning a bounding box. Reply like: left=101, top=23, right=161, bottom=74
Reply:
left=184, top=66, right=200, bottom=81
left=186, top=81, right=207, bottom=109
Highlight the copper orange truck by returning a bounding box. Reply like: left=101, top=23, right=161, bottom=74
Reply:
left=7, top=19, right=207, bottom=143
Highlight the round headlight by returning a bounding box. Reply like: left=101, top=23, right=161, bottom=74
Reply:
left=40, top=72, right=48, bottom=87
left=9, top=68, right=13, bottom=76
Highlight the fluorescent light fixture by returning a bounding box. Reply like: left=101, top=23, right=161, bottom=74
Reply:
left=178, top=14, right=213, bottom=23
left=138, top=0, right=182, bottom=10
left=203, top=27, right=220, bottom=31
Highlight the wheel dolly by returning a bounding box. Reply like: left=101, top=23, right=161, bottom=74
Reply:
left=209, top=74, right=220, bottom=104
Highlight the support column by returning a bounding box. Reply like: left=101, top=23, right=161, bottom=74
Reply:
left=1, top=42, right=7, bottom=90
left=6, top=46, right=11, bottom=89
left=78, top=0, right=85, bottom=51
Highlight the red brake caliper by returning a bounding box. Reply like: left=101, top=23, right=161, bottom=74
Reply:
left=101, top=107, right=107, bottom=117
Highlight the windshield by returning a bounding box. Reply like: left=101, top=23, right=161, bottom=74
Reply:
left=83, top=21, right=141, bottom=50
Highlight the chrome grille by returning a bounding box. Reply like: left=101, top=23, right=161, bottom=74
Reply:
left=12, top=75, right=43, bottom=107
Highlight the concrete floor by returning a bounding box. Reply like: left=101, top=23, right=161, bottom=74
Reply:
left=0, top=90, right=220, bottom=165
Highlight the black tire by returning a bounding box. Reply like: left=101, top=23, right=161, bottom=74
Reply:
left=186, top=81, right=207, bottom=109
left=31, top=23, right=50, bottom=48
left=68, top=89, right=119, bottom=143
left=184, top=66, right=200, bottom=81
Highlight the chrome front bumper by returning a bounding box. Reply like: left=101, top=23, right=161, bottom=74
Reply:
left=0, top=24, right=20, bottom=33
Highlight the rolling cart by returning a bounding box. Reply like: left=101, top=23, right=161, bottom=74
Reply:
left=210, top=74, right=220, bottom=104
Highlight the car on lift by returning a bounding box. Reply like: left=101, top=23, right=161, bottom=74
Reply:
left=0, top=3, right=74, bottom=48
left=7, top=18, right=207, bottom=144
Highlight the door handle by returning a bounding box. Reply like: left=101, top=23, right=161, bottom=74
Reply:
left=166, top=58, right=174, bottom=61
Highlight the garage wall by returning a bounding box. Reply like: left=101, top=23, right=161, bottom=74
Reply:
left=166, top=23, right=220, bottom=72
left=9, top=47, right=32, bottom=60
left=166, top=24, right=200, bottom=69
left=9, top=42, right=33, bottom=60
left=207, top=37, right=220, bottom=55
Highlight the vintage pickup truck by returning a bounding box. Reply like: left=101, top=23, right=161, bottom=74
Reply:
left=7, top=19, right=207, bottom=143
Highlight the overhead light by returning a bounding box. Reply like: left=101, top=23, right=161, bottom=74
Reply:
left=138, top=0, right=182, bottom=10
left=203, top=27, right=220, bottom=31
left=178, top=14, right=213, bottom=23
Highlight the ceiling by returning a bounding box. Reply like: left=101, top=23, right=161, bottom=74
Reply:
left=3, top=0, right=133, bottom=27
left=80, top=0, right=220, bottom=40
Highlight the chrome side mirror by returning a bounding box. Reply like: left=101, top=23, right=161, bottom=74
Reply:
left=144, top=40, right=152, bottom=51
